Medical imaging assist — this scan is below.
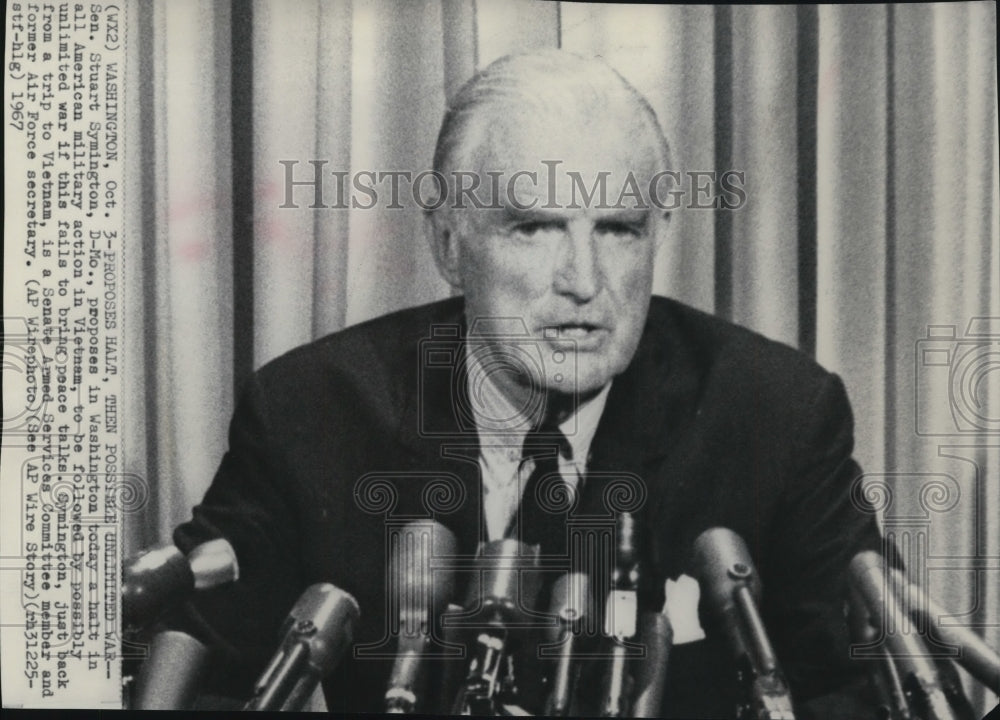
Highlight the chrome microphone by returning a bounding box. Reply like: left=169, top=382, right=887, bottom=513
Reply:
left=885, top=564, right=1000, bottom=695
left=847, top=584, right=910, bottom=720
left=384, top=520, right=458, bottom=713
left=122, top=538, right=239, bottom=632
left=244, top=583, right=359, bottom=712
left=542, top=572, right=591, bottom=716
left=849, top=551, right=956, bottom=720
left=692, top=527, right=796, bottom=720
left=599, top=511, right=643, bottom=718
left=630, top=609, right=673, bottom=718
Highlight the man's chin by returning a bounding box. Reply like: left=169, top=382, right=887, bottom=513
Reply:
left=541, top=371, right=614, bottom=401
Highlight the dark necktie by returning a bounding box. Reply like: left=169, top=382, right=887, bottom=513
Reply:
left=501, top=422, right=576, bottom=713
left=507, top=421, right=574, bottom=557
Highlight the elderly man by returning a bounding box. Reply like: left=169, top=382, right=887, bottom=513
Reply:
left=167, top=51, right=881, bottom=717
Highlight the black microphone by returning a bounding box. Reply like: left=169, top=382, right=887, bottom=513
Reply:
left=384, top=520, right=458, bottom=713
left=542, top=572, right=591, bottom=716
left=849, top=551, right=956, bottom=720
left=692, top=527, right=796, bottom=720
left=244, top=583, right=360, bottom=712
left=451, top=539, right=542, bottom=715
left=886, top=564, right=1000, bottom=695
left=122, top=538, right=239, bottom=632
left=131, top=630, right=210, bottom=709
left=599, top=511, right=643, bottom=718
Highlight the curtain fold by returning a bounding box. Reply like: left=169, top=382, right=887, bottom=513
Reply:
left=561, top=4, right=719, bottom=313
left=123, top=0, right=235, bottom=545
left=313, top=0, right=355, bottom=337
left=123, top=1, right=998, bottom=710
left=815, top=4, right=890, bottom=474
left=253, top=0, right=321, bottom=365
left=730, top=5, right=800, bottom=348
left=343, top=0, right=450, bottom=328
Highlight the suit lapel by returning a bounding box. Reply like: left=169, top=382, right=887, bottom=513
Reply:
left=582, top=300, right=707, bottom=581
left=394, top=300, right=484, bottom=556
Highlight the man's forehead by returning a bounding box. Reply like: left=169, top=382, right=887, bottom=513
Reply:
left=451, top=111, right=662, bottom=213
left=472, top=109, right=659, bottom=175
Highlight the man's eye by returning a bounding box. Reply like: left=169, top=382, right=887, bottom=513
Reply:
left=596, top=222, right=643, bottom=239
left=512, top=221, right=563, bottom=238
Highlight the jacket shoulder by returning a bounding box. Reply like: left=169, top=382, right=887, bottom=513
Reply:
left=246, top=297, right=462, bottom=410
left=646, top=296, right=842, bottom=411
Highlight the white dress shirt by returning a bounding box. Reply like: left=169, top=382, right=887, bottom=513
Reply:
left=464, top=346, right=705, bottom=641
left=465, top=347, right=612, bottom=540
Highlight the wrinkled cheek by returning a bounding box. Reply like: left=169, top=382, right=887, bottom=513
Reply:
left=627, top=249, right=657, bottom=290
left=464, top=263, right=548, bottom=320
left=496, top=263, right=554, bottom=308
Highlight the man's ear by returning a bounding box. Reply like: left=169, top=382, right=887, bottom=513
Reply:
left=425, top=209, right=463, bottom=289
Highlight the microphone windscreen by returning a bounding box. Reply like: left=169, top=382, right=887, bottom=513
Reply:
left=850, top=551, right=959, bottom=720
left=286, top=583, right=360, bottom=677
left=122, top=544, right=194, bottom=630
left=464, top=539, right=541, bottom=621
left=132, top=630, right=210, bottom=710
left=188, top=538, right=239, bottom=589
left=887, top=565, right=1000, bottom=695
left=630, top=611, right=673, bottom=718
left=247, top=583, right=360, bottom=712
left=385, top=521, right=459, bottom=712
left=549, top=572, right=591, bottom=625
left=691, top=527, right=762, bottom=610
left=394, top=520, right=458, bottom=630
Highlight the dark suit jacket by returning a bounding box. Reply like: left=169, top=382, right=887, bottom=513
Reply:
left=169, top=295, right=883, bottom=717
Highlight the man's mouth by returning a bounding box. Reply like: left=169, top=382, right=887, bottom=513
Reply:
left=543, top=323, right=609, bottom=349
left=554, top=323, right=601, bottom=338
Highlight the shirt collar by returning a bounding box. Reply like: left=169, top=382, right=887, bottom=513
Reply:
left=465, top=344, right=612, bottom=465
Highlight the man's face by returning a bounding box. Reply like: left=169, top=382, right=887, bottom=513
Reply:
left=440, top=110, right=664, bottom=409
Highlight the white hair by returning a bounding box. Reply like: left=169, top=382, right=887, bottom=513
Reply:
left=432, top=49, right=673, bottom=180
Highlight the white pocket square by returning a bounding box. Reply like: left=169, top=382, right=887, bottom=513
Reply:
left=663, top=573, right=706, bottom=644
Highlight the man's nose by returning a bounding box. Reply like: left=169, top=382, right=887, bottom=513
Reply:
left=553, top=222, right=600, bottom=302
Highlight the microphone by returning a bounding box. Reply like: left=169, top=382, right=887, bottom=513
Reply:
left=849, top=551, right=956, bottom=720
left=885, top=564, right=1000, bottom=695
left=131, top=630, right=210, bottom=709
left=629, top=610, right=673, bottom=718
left=692, top=527, right=795, bottom=720
left=436, top=603, right=468, bottom=715
left=122, top=538, right=239, bottom=631
left=451, top=539, right=542, bottom=715
left=599, top=511, right=643, bottom=718
left=384, top=520, right=458, bottom=713
left=542, top=572, right=591, bottom=716
left=244, top=583, right=360, bottom=712
left=847, top=585, right=910, bottom=720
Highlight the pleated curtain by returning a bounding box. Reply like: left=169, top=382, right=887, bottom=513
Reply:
left=120, top=1, right=998, bottom=711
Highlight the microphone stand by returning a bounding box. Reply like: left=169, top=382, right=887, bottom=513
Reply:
left=692, top=528, right=795, bottom=720
left=453, top=624, right=508, bottom=715
left=730, top=575, right=794, bottom=720
left=449, top=540, right=542, bottom=716
left=599, top=511, right=643, bottom=718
